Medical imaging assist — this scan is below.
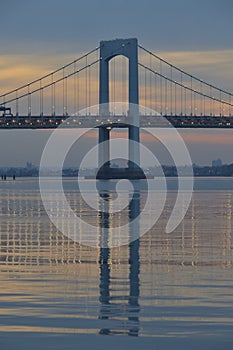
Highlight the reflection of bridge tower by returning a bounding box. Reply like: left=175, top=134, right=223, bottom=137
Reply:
left=98, top=190, right=140, bottom=336
left=97, top=38, right=145, bottom=180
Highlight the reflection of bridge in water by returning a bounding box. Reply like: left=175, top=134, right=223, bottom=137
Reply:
left=0, top=184, right=232, bottom=267
left=98, top=188, right=140, bottom=335
left=0, top=183, right=142, bottom=335
left=0, top=182, right=232, bottom=335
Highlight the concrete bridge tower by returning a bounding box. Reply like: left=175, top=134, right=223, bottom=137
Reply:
left=97, top=38, right=145, bottom=179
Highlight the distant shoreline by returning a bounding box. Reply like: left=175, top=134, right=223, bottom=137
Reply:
left=1, top=163, right=233, bottom=178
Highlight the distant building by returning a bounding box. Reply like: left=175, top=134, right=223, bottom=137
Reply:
left=212, top=158, right=222, bottom=167
left=26, top=162, right=33, bottom=169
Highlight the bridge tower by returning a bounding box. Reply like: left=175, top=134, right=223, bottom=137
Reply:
left=97, top=38, right=145, bottom=179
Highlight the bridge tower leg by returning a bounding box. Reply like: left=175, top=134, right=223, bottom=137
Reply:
left=97, top=38, right=144, bottom=179
left=98, top=126, right=110, bottom=169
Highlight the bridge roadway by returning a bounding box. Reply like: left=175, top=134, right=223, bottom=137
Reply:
left=0, top=114, right=233, bottom=129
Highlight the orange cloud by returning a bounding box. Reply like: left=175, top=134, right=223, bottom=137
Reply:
left=0, top=49, right=233, bottom=116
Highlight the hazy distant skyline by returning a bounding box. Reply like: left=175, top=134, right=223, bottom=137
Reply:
left=0, top=0, right=233, bottom=166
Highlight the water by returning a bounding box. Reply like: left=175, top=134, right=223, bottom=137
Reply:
left=0, top=178, right=233, bottom=349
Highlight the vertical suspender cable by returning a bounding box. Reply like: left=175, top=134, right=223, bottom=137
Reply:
left=160, top=59, right=162, bottom=115
left=194, top=91, right=196, bottom=116
left=40, top=80, right=43, bottom=116
left=144, top=65, right=147, bottom=113
left=97, top=48, right=99, bottom=108
left=113, top=58, right=116, bottom=114
left=65, top=77, right=68, bottom=116
left=170, top=65, right=172, bottom=115
left=210, top=86, right=212, bottom=116
left=204, top=95, right=205, bottom=116
left=121, top=56, right=124, bottom=113
left=77, top=69, right=79, bottom=116
left=74, top=62, right=77, bottom=116
left=28, top=84, right=31, bottom=116
left=88, top=64, right=91, bottom=115
left=180, top=72, right=183, bottom=116
left=174, top=82, right=177, bottom=116
left=51, top=74, right=53, bottom=116
left=53, top=81, right=56, bottom=116
left=194, top=86, right=196, bottom=115
left=65, top=77, right=67, bottom=116
left=229, top=94, right=231, bottom=116
left=62, top=66, right=67, bottom=116
left=154, top=71, right=157, bottom=113
left=213, top=94, right=216, bottom=117
left=190, top=76, right=193, bottom=116
left=200, top=81, right=202, bottom=116
left=219, top=90, right=222, bottom=116
left=184, top=86, right=187, bottom=116
left=149, top=54, right=152, bottom=112
left=85, top=55, right=88, bottom=115
left=165, top=78, right=167, bottom=115
left=63, top=67, right=65, bottom=116
left=16, top=89, right=19, bottom=116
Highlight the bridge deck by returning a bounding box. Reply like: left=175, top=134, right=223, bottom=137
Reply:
left=0, top=115, right=233, bottom=129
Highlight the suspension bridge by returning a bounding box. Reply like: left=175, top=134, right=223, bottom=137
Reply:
left=0, top=38, right=233, bottom=179
left=0, top=38, right=232, bottom=129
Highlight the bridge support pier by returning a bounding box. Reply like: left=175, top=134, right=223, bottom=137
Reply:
left=96, top=125, right=145, bottom=180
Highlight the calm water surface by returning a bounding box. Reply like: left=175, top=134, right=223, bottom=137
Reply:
left=0, top=178, right=233, bottom=349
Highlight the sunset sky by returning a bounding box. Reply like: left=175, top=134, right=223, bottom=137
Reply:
left=0, top=0, right=233, bottom=166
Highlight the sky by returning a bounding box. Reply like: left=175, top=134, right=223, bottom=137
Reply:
left=0, top=0, right=233, bottom=167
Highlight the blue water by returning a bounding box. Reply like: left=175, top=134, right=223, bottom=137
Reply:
left=0, top=177, right=233, bottom=349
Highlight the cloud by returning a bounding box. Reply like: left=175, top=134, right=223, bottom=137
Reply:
left=0, top=47, right=232, bottom=124
left=140, top=49, right=233, bottom=91
left=1, top=48, right=233, bottom=98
